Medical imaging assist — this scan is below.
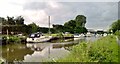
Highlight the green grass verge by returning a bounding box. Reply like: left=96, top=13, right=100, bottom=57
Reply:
left=45, top=33, right=73, bottom=37
left=2, top=35, right=26, bottom=43
left=56, top=35, right=119, bottom=62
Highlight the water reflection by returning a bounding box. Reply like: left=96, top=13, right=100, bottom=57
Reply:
left=2, top=44, right=34, bottom=62
left=24, top=47, right=69, bottom=62
left=2, top=36, right=100, bottom=62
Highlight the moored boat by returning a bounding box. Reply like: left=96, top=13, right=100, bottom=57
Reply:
left=26, top=32, right=52, bottom=43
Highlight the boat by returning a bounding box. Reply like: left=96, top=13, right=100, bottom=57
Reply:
left=74, top=33, right=85, bottom=40
left=74, top=33, right=85, bottom=38
left=85, top=32, right=93, bottom=37
left=27, top=16, right=52, bottom=43
left=26, top=32, right=52, bottom=43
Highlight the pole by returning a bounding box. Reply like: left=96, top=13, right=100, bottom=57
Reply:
left=7, top=29, right=8, bottom=36
left=48, top=16, right=50, bottom=36
left=48, top=46, right=50, bottom=59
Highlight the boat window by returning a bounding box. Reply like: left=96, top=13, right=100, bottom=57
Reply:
left=30, top=34, right=35, bottom=37
left=74, top=33, right=79, bottom=36
left=29, top=33, right=41, bottom=38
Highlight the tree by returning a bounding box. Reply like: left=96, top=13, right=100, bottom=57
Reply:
left=28, top=22, right=39, bottom=33
left=110, top=20, right=120, bottom=33
left=64, top=20, right=76, bottom=30
left=7, top=16, right=15, bottom=25
left=0, top=17, right=7, bottom=25
left=75, top=15, right=86, bottom=27
left=53, top=24, right=65, bottom=33
left=64, top=15, right=87, bottom=34
left=15, top=16, right=24, bottom=25
left=75, top=26, right=87, bottom=34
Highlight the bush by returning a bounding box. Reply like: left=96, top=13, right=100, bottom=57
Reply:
left=8, top=36, right=21, bottom=43
left=57, top=35, right=119, bottom=62
left=115, top=30, right=120, bottom=39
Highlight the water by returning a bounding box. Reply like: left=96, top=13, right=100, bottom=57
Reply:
left=1, top=36, right=100, bottom=62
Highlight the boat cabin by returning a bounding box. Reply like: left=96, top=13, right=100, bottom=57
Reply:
left=29, top=32, right=43, bottom=38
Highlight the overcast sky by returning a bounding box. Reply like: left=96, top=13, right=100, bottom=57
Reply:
left=0, top=0, right=119, bottom=30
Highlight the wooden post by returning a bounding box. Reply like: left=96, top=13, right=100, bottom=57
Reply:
left=7, top=29, right=8, bottom=36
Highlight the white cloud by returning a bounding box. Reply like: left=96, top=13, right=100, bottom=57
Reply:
left=0, top=0, right=119, bottom=29
left=23, top=10, right=49, bottom=27
left=24, top=0, right=120, bottom=2
left=0, top=0, right=25, bottom=17
left=47, top=2, right=59, bottom=8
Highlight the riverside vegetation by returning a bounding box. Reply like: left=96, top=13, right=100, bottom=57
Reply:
left=56, top=35, right=119, bottom=62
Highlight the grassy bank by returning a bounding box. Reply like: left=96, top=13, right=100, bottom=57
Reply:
left=56, top=35, right=119, bottom=62
left=45, top=33, right=73, bottom=37
left=2, top=35, right=26, bottom=44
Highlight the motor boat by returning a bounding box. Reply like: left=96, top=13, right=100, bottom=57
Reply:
left=26, top=33, right=52, bottom=43
left=74, top=33, right=85, bottom=40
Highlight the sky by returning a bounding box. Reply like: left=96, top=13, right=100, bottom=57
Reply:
left=0, top=0, right=119, bottom=30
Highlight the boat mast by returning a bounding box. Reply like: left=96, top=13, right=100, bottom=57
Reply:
left=48, top=16, right=50, bottom=36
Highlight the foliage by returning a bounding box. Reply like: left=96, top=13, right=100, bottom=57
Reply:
left=64, top=15, right=87, bottom=34
left=110, top=20, right=120, bottom=33
left=1, top=16, right=25, bottom=35
left=8, top=36, right=21, bottom=43
left=75, top=26, right=88, bottom=34
left=7, top=16, right=15, bottom=25
left=27, top=22, right=39, bottom=33
left=15, top=16, right=24, bottom=25
left=53, top=24, right=65, bottom=33
left=115, top=30, right=120, bottom=39
left=1, top=15, right=88, bottom=35
left=75, top=15, right=86, bottom=27
left=57, top=35, right=119, bottom=62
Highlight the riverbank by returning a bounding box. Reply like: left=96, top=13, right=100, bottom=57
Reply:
left=1, top=35, right=27, bottom=45
left=1, top=33, right=73, bottom=45
left=56, top=35, right=119, bottom=62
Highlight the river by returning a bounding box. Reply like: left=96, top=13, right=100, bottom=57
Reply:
left=1, top=36, right=101, bottom=62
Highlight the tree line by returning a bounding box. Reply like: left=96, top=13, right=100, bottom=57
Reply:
left=0, top=16, right=51, bottom=35
left=110, top=19, right=120, bottom=37
left=0, top=15, right=88, bottom=35
left=53, top=15, right=87, bottom=34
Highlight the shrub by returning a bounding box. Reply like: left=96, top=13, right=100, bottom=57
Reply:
left=57, top=35, right=119, bottom=62
left=115, top=30, right=120, bottom=39
left=8, top=36, right=21, bottom=43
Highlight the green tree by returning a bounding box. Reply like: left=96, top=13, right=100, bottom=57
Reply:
left=75, top=15, right=86, bottom=27
left=28, top=22, right=39, bottom=33
left=15, top=16, right=24, bottom=25
left=64, top=20, right=76, bottom=30
left=7, top=16, right=15, bottom=25
left=64, top=15, right=87, bottom=34
left=0, top=17, right=7, bottom=25
left=110, top=20, right=120, bottom=33
left=75, top=26, right=87, bottom=34
left=53, top=24, right=65, bottom=33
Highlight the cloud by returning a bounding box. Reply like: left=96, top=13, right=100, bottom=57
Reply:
left=0, top=0, right=119, bottom=29
left=23, top=10, right=56, bottom=28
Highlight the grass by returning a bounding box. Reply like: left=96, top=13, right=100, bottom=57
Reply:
left=56, top=35, right=119, bottom=62
left=2, top=35, right=26, bottom=43
left=45, top=33, right=73, bottom=37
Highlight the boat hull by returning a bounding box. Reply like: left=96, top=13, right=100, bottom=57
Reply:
left=26, top=36, right=52, bottom=43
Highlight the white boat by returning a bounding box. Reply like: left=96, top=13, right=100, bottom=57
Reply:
left=74, top=33, right=85, bottom=40
left=86, top=32, right=93, bottom=37
left=26, top=33, right=52, bottom=43
left=74, top=34, right=81, bottom=38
